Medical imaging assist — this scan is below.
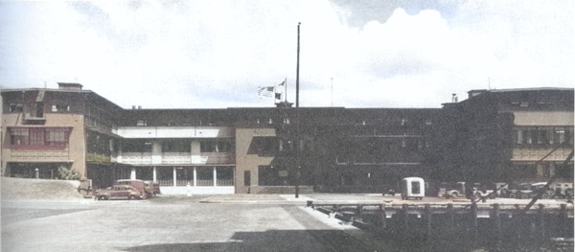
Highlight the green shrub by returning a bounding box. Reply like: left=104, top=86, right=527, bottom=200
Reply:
left=58, top=166, right=81, bottom=180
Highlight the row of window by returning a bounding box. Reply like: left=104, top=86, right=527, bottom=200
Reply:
left=8, top=102, right=70, bottom=113
left=514, top=126, right=574, bottom=145
left=134, top=117, right=432, bottom=127
left=9, top=127, right=71, bottom=147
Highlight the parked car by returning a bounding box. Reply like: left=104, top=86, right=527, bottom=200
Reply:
left=113, top=179, right=148, bottom=199
left=144, top=180, right=161, bottom=197
left=77, top=178, right=93, bottom=197
left=551, top=183, right=574, bottom=199
left=507, top=183, right=533, bottom=199
left=530, top=182, right=554, bottom=199
left=472, top=183, right=498, bottom=199
left=95, top=185, right=142, bottom=200
left=439, top=182, right=467, bottom=199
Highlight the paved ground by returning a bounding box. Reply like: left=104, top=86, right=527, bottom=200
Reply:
left=2, top=193, right=572, bottom=252
left=1, top=195, right=394, bottom=252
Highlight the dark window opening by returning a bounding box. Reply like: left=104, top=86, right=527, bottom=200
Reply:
left=162, top=139, right=191, bottom=152
left=9, top=103, right=23, bottom=112
left=122, top=139, right=152, bottom=152
left=199, top=139, right=234, bottom=152
left=51, top=104, right=70, bottom=112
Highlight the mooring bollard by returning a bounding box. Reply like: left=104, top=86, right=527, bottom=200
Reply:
left=402, top=204, right=409, bottom=234
left=378, top=204, right=386, bottom=228
left=538, top=204, right=546, bottom=239
left=447, top=203, right=455, bottom=229
left=492, top=203, right=501, bottom=242
left=470, top=202, right=478, bottom=241
left=424, top=204, right=432, bottom=240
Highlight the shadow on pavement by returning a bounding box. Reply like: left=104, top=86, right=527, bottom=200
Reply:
left=118, top=229, right=398, bottom=252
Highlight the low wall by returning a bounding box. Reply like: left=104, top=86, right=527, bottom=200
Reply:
left=160, top=186, right=234, bottom=195
left=249, top=186, right=314, bottom=194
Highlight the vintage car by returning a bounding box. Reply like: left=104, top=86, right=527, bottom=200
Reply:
left=94, top=185, right=142, bottom=200
left=144, top=180, right=161, bottom=197
left=113, top=179, right=148, bottom=199
left=530, top=182, right=555, bottom=199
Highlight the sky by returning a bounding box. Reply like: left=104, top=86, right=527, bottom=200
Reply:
left=0, top=0, right=573, bottom=109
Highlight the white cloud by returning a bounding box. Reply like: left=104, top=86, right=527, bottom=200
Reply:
left=1, top=0, right=573, bottom=109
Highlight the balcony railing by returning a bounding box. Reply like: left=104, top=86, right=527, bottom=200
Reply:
left=158, top=179, right=234, bottom=187
left=121, top=152, right=153, bottom=165
left=119, top=152, right=235, bottom=165
left=162, top=152, right=191, bottom=164
left=511, top=147, right=572, bottom=161
left=200, top=152, right=235, bottom=164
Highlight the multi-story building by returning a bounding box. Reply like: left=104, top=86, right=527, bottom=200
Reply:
left=438, top=88, right=574, bottom=184
left=1, top=83, right=123, bottom=181
left=2, top=84, right=573, bottom=194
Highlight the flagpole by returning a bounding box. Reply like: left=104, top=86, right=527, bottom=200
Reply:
left=295, top=22, right=301, bottom=199
left=284, top=77, right=287, bottom=103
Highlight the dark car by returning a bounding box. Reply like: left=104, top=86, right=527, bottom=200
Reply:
left=144, top=180, right=161, bottom=197
left=113, top=179, right=148, bottom=199
left=95, top=185, right=142, bottom=200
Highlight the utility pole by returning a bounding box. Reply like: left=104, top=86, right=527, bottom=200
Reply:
left=295, top=22, right=301, bottom=198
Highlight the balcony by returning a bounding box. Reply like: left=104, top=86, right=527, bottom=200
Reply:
left=119, top=152, right=235, bottom=165
left=120, top=152, right=153, bottom=165
left=161, top=152, right=192, bottom=164
left=511, top=147, right=572, bottom=162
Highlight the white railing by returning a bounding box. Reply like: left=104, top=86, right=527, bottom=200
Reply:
left=119, top=152, right=234, bottom=165
left=162, top=152, right=191, bottom=164
left=158, top=179, right=234, bottom=187
left=121, top=152, right=153, bottom=165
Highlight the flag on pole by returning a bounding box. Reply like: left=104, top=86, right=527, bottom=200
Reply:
left=278, top=80, right=285, bottom=86
left=258, top=86, right=274, bottom=98
left=275, top=92, right=281, bottom=100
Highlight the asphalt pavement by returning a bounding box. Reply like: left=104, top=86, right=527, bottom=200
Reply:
left=2, top=194, right=572, bottom=252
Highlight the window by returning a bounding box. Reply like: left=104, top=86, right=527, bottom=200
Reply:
left=9, top=127, right=70, bottom=148
left=162, top=139, right=191, bottom=152
left=10, top=128, right=29, bottom=145
left=29, top=128, right=45, bottom=145
left=200, top=140, right=214, bottom=152
left=9, top=103, right=23, bottom=112
left=51, top=104, right=70, bottom=112
left=515, top=130, right=524, bottom=144
left=217, top=140, right=233, bottom=152
left=46, top=128, right=68, bottom=146
left=136, top=119, right=147, bottom=126
left=555, top=127, right=565, bottom=143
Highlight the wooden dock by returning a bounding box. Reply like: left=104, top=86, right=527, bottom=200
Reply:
left=306, top=200, right=574, bottom=251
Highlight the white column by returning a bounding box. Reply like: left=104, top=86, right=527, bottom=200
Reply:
left=130, top=167, right=136, bottom=180
left=152, top=140, right=162, bottom=164
left=173, top=167, right=177, bottom=187
left=193, top=167, right=197, bottom=187
left=213, top=166, right=217, bottom=187
left=153, top=167, right=157, bottom=182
